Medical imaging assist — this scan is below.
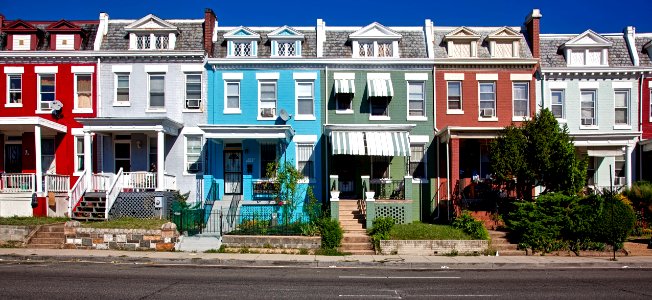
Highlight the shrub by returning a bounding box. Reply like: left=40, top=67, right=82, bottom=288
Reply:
left=369, top=217, right=395, bottom=252
left=318, top=217, right=343, bottom=250
left=622, top=181, right=652, bottom=226
left=594, top=190, right=636, bottom=251
left=452, top=212, right=489, bottom=240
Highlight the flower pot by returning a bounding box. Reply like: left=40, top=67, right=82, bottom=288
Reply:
left=330, top=191, right=340, bottom=200
left=365, top=191, right=375, bottom=200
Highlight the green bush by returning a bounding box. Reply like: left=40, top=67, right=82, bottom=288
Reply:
left=318, top=217, right=343, bottom=249
left=594, top=190, right=636, bottom=251
left=369, top=217, right=395, bottom=252
left=452, top=212, right=489, bottom=240
left=622, top=181, right=652, bottom=226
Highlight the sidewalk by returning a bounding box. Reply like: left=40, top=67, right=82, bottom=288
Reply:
left=2, top=248, right=652, bottom=269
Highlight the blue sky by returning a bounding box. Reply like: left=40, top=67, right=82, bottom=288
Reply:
left=2, top=0, right=651, bottom=33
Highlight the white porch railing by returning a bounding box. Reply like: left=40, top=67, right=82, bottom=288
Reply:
left=45, top=174, right=70, bottom=193
left=68, top=170, right=88, bottom=217
left=123, top=172, right=157, bottom=191
left=91, top=173, right=113, bottom=192
left=0, top=173, right=35, bottom=193
left=105, top=168, right=124, bottom=219
left=164, top=174, right=177, bottom=191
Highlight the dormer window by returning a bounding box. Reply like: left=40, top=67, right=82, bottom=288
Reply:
left=125, top=14, right=178, bottom=51
left=349, top=22, right=401, bottom=58
left=46, top=20, right=83, bottom=50
left=224, top=26, right=260, bottom=57
left=443, top=27, right=481, bottom=58
left=13, top=35, right=30, bottom=50
left=3, top=20, right=39, bottom=51
left=562, top=30, right=611, bottom=67
left=268, top=26, right=303, bottom=57
left=644, top=41, right=652, bottom=61
left=486, top=27, right=521, bottom=58
left=56, top=34, right=74, bottom=50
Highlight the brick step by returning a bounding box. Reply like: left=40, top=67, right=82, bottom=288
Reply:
left=343, top=235, right=371, bottom=243
left=29, top=237, right=64, bottom=244
left=340, top=242, right=374, bottom=251
left=496, top=250, right=527, bottom=256
left=26, top=244, right=62, bottom=249
left=34, top=232, right=65, bottom=238
left=339, top=219, right=364, bottom=226
left=343, top=229, right=367, bottom=234
left=343, top=249, right=375, bottom=255
left=492, top=244, right=518, bottom=251
left=341, top=224, right=365, bottom=230
left=39, top=225, right=65, bottom=232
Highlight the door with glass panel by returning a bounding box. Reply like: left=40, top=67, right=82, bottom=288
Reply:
left=224, top=150, right=243, bottom=195
left=115, top=142, right=131, bottom=172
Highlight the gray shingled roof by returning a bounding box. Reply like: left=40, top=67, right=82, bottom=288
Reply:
left=636, top=37, right=652, bottom=67
left=0, top=22, right=98, bottom=51
left=101, top=21, right=203, bottom=51
left=540, top=34, right=634, bottom=68
left=431, top=27, right=533, bottom=59
left=322, top=29, right=427, bottom=58
left=212, top=28, right=316, bottom=58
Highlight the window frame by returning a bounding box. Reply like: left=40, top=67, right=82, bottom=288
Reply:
left=580, top=89, right=597, bottom=128
left=354, top=40, right=397, bottom=58
left=335, top=93, right=354, bottom=113
left=224, top=80, right=241, bottom=114
left=446, top=81, right=462, bottom=113
left=478, top=81, right=497, bottom=119
left=147, top=73, right=166, bottom=111
left=229, top=41, right=256, bottom=57
left=273, top=40, right=300, bottom=57
left=41, top=137, right=56, bottom=174
left=6, top=73, right=22, bottom=107
left=295, top=80, right=315, bottom=120
left=260, top=143, right=277, bottom=179
left=409, top=143, right=427, bottom=182
left=296, top=143, right=315, bottom=182
left=114, top=73, right=130, bottom=106
left=184, top=73, right=202, bottom=111
left=550, top=89, right=565, bottom=120
left=369, top=96, right=390, bottom=119
left=512, top=82, right=530, bottom=119
left=73, top=136, right=85, bottom=175
left=73, top=73, right=93, bottom=113
left=407, top=81, right=426, bottom=120
left=258, top=80, right=277, bottom=120
left=37, top=73, right=56, bottom=112
left=184, top=135, right=203, bottom=175
left=614, top=89, right=630, bottom=127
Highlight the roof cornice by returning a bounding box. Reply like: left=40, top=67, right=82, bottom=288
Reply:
left=207, top=58, right=434, bottom=66
left=433, top=58, right=538, bottom=65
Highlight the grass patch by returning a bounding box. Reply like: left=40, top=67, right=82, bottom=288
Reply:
left=81, top=217, right=167, bottom=230
left=389, top=222, right=475, bottom=240
left=0, top=217, right=68, bottom=226
left=0, top=240, right=23, bottom=248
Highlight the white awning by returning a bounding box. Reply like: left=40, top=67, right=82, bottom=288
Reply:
left=199, top=124, right=294, bottom=141
left=367, top=79, right=394, bottom=97
left=334, top=79, right=355, bottom=94
left=587, top=148, right=625, bottom=157
left=330, top=131, right=410, bottom=156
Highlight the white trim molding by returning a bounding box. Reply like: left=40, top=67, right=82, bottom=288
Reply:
left=510, top=73, right=532, bottom=81
left=548, top=81, right=568, bottom=89
left=409, top=135, right=429, bottom=143
left=71, top=66, right=95, bottom=73
left=144, top=65, right=168, bottom=73
left=444, top=73, right=464, bottom=81
left=112, top=65, right=133, bottom=73
left=4, top=67, right=24, bottom=74
left=404, top=73, right=428, bottom=81
left=256, top=72, right=280, bottom=80
left=181, top=65, right=204, bottom=72
left=578, top=82, right=600, bottom=89
left=35, top=66, right=58, bottom=74
left=293, top=72, right=318, bottom=80
left=367, top=73, right=391, bottom=80
left=612, top=81, right=633, bottom=89
left=476, top=73, right=498, bottom=81
left=334, top=73, right=355, bottom=80
left=293, top=134, right=318, bottom=143
left=222, top=73, right=244, bottom=80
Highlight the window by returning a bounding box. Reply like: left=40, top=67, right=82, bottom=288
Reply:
left=136, top=35, right=151, bottom=50
left=377, top=42, right=392, bottom=57
left=359, top=42, right=374, bottom=57
left=447, top=81, right=462, bottom=110
left=260, top=143, right=276, bottom=178
left=149, top=74, right=165, bottom=109
left=451, top=42, right=472, bottom=58
left=586, top=156, right=596, bottom=185
left=74, top=136, right=84, bottom=172
left=357, top=41, right=395, bottom=58
left=296, top=81, right=314, bottom=118
left=7, top=74, right=21, bottom=105
left=185, top=136, right=202, bottom=174
left=479, top=82, right=496, bottom=118
left=41, top=138, right=55, bottom=174
left=614, top=155, right=625, bottom=185
left=115, top=73, right=130, bottom=103
left=408, top=81, right=425, bottom=117
left=614, top=89, right=629, bottom=125
left=371, top=156, right=390, bottom=179
left=225, top=81, right=240, bottom=112
left=154, top=35, right=169, bottom=50
left=410, top=144, right=426, bottom=179
left=13, top=35, right=31, bottom=50
left=297, top=144, right=314, bottom=179
left=185, top=73, right=202, bottom=110
left=233, top=42, right=253, bottom=57
left=581, top=90, right=596, bottom=126
left=259, top=81, right=277, bottom=118
left=512, top=82, right=529, bottom=117
left=370, top=97, right=389, bottom=117
left=276, top=41, right=296, bottom=57
left=551, top=89, right=565, bottom=119
left=38, top=74, right=55, bottom=110
left=568, top=49, right=606, bottom=66
left=75, top=74, right=92, bottom=110
left=570, top=51, right=585, bottom=66
left=149, top=137, right=157, bottom=170
left=336, top=94, right=353, bottom=111
left=493, top=41, right=513, bottom=58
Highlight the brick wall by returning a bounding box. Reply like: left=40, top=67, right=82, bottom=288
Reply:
left=222, top=235, right=321, bottom=249
left=63, top=221, right=178, bottom=251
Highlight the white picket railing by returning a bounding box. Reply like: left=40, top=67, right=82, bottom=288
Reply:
left=105, top=168, right=124, bottom=219
left=91, top=173, right=113, bottom=192
left=123, top=172, right=157, bottom=191
left=0, top=173, right=35, bottom=193
left=45, top=174, right=70, bottom=193
left=68, top=170, right=88, bottom=217
left=164, top=174, right=177, bottom=191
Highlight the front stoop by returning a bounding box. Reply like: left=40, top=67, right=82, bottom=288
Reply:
left=489, top=230, right=526, bottom=256
left=27, top=223, right=65, bottom=249
left=338, top=200, right=374, bottom=255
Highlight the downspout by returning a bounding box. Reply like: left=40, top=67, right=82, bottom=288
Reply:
left=639, top=73, right=645, bottom=180
left=97, top=58, right=101, bottom=117
left=434, top=135, right=440, bottom=221
left=446, top=127, right=451, bottom=221
left=324, top=66, right=329, bottom=202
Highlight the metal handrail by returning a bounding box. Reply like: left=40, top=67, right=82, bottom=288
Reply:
left=370, top=179, right=405, bottom=200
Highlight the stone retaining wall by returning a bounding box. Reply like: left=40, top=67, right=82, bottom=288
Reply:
left=0, top=225, right=33, bottom=242
left=380, top=240, right=488, bottom=255
left=64, top=221, right=179, bottom=251
left=222, top=235, right=321, bottom=249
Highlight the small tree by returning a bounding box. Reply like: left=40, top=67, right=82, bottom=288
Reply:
left=266, top=161, right=306, bottom=223
left=490, top=109, right=587, bottom=200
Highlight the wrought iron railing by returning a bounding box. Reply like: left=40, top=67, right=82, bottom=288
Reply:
left=0, top=173, right=35, bottom=193
left=370, top=179, right=405, bottom=200
left=205, top=179, right=219, bottom=205
left=252, top=179, right=277, bottom=200
left=44, top=174, right=70, bottom=193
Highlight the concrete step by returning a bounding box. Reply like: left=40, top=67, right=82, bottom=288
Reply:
left=343, top=229, right=367, bottom=234
left=343, top=235, right=371, bottom=243
left=339, top=219, right=364, bottom=226
left=176, top=235, right=222, bottom=252
left=34, top=232, right=65, bottom=238
left=340, top=242, right=374, bottom=251
left=341, top=224, right=365, bottom=230
left=342, top=249, right=375, bottom=255
left=26, top=244, right=62, bottom=249
left=29, top=237, right=64, bottom=244
left=492, top=244, right=518, bottom=251
left=496, top=250, right=527, bottom=256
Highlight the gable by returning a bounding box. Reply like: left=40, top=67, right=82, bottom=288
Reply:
left=46, top=20, right=82, bottom=32
left=443, top=27, right=480, bottom=41
left=268, top=26, right=304, bottom=39
left=2, top=20, right=38, bottom=32
left=349, top=22, right=401, bottom=40
left=564, top=30, right=612, bottom=48
left=486, top=27, right=520, bottom=40
left=224, top=26, right=260, bottom=39
left=125, top=14, right=178, bottom=32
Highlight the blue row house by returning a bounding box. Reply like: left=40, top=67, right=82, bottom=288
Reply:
left=203, top=24, right=323, bottom=223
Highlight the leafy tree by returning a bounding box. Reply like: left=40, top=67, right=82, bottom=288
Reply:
left=595, top=189, right=636, bottom=252
left=266, top=161, right=306, bottom=223
left=490, top=108, right=587, bottom=200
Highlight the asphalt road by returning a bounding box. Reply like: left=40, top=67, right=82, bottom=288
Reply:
left=1, top=262, right=651, bottom=299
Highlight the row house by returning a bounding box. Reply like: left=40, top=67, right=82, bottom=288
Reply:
left=203, top=23, right=323, bottom=220
left=538, top=27, right=642, bottom=190
left=0, top=16, right=99, bottom=217
left=636, top=32, right=652, bottom=181
left=434, top=11, right=540, bottom=214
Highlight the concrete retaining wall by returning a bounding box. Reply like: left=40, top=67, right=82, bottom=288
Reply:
left=0, top=225, right=33, bottom=242
left=222, top=235, right=321, bottom=249
left=64, top=222, right=179, bottom=251
left=380, top=240, right=488, bottom=255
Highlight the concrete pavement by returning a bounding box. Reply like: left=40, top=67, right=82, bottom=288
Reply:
left=2, top=248, right=652, bottom=269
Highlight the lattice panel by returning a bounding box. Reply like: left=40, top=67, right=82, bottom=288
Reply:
left=109, top=192, right=173, bottom=219
left=375, top=205, right=406, bottom=224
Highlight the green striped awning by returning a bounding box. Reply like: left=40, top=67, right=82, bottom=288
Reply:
left=334, top=79, right=355, bottom=94
left=330, top=131, right=410, bottom=157
left=367, top=79, right=394, bottom=97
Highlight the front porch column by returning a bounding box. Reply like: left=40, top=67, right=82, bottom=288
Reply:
left=626, top=144, right=634, bottom=187
left=34, top=126, right=42, bottom=193
left=156, top=130, right=165, bottom=191
left=84, top=131, right=92, bottom=187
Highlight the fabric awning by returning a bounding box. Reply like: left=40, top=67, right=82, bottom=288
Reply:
left=330, top=131, right=410, bottom=157
left=367, top=79, right=394, bottom=97
left=334, top=79, right=355, bottom=94
left=587, top=148, right=625, bottom=157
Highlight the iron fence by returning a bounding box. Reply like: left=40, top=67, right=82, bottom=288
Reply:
left=171, top=208, right=309, bottom=236
left=370, top=180, right=405, bottom=200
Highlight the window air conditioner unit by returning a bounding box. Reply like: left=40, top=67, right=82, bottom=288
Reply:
left=481, top=108, right=495, bottom=117
left=581, top=118, right=594, bottom=126
left=260, top=107, right=275, bottom=118
left=186, top=99, right=201, bottom=109
left=41, top=101, right=52, bottom=110
left=614, top=177, right=626, bottom=186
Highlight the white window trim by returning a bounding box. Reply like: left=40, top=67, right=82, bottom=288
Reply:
left=72, top=73, right=93, bottom=114
left=257, top=80, right=277, bottom=120
left=446, top=81, right=463, bottom=114
left=223, top=80, right=241, bottom=114
left=184, top=72, right=203, bottom=111
left=566, top=48, right=609, bottom=67
left=295, top=142, right=316, bottom=183
left=184, top=135, right=204, bottom=176
left=36, top=73, right=56, bottom=114
left=512, top=81, right=530, bottom=121
left=147, top=73, right=166, bottom=112
left=478, top=81, right=497, bottom=121
left=406, top=80, right=427, bottom=121
left=613, top=88, right=630, bottom=127
left=13, top=34, right=31, bottom=50
left=550, top=89, right=566, bottom=122
left=113, top=73, right=131, bottom=107
left=73, top=135, right=85, bottom=176
left=295, top=80, right=316, bottom=121
left=409, top=142, right=428, bottom=183
left=6, top=73, right=23, bottom=108
left=272, top=40, right=301, bottom=57
left=228, top=40, right=257, bottom=57
left=580, top=89, right=598, bottom=129
left=352, top=40, right=399, bottom=58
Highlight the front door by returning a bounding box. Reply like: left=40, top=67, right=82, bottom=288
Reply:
left=115, top=142, right=131, bottom=172
left=224, top=150, right=243, bottom=195
left=4, top=144, right=22, bottom=173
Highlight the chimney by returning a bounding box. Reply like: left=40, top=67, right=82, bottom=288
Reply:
left=0, top=14, right=5, bottom=30
left=524, top=9, right=542, bottom=58
left=204, top=8, right=217, bottom=58
left=624, top=26, right=639, bottom=66
left=316, top=19, right=325, bottom=58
